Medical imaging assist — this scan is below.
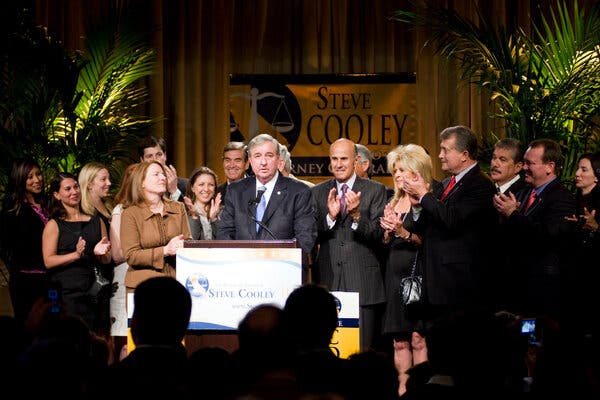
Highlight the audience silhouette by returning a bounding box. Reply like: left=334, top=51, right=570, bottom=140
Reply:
left=282, top=283, right=353, bottom=398
left=3, top=263, right=598, bottom=400
left=95, top=276, right=192, bottom=399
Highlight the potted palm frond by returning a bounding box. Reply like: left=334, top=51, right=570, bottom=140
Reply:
left=391, top=0, right=600, bottom=184
left=0, top=3, right=158, bottom=197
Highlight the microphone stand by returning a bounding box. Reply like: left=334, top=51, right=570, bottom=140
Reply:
left=247, top=199, right=278, bottom=240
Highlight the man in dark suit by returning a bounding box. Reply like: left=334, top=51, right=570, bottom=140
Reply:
left=490, top=138, right=528, bottom=195
left=403, top=125, right=498, bottom=322
left=138, top=135, right=188, bottom=202
left=216, top=141, right=249, bottom=200
left=216, top=133, right=317, bottom=261
left=311, top=138, right=387, bottom=351
left=493, top=139, right=576, bottom=320
left=489, top=137, right=528, bottom=309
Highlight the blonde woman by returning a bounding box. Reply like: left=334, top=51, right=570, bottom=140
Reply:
left=184, top=166, right=222, bottom=240
left=79, top=162, right=113, bottom=224
left=379, top=144, right=432, bottom=396
left=79, top=161, right=114, bottom=338
left=120, top=161, right=191, bottom=291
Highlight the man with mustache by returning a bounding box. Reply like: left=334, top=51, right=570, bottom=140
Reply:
left=488, top=138, right=528, bottom=310
left=490, top=138, right=528, bottom=195
left=493, top=139, right=576, bottom=321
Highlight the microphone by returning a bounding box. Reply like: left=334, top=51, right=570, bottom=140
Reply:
left=246, top=188, right=277, bottom=240
left=248, top=188, right=266, bottom=206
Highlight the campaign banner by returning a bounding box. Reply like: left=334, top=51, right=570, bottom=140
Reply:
left=175, top=247, right=302, bottom=330
left=229, top=74, right=416, bottom=187
left=330, top=291, right=360, bottom=358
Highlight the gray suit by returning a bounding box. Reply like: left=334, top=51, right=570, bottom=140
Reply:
left=311, top=177, right=387, bottom=350
left=216, top=174, right=317, bottom=256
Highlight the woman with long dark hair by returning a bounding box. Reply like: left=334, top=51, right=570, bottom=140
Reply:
left=41, top=172, right=112, bottom=332
left=0, top=159, right=49, bottom=326
left=184, top=166, right=222, bottom=240
left=565, top=152, right=600, bottom=342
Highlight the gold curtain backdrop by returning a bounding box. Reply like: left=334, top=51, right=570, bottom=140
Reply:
left=35, top=0, right=545, bottom=182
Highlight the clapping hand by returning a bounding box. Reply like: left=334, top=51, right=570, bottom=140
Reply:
left=75, top=236, right=86, bottom=258
left=183, top=196, right=198, bottom=217
left=327, top=187, right=341, bottom=220
left=165, top=164, right=179, bottom=195
left=403, top=171, right=429, bottom=202
left=345, top=189, right=362, bottom=217
left=209, top=193, right=222, bottom=221
left=380, top=203, right=398, bottom=232
left=94, top=236, right=111, bottom=256
left=565, top=207, right=598, bottom=231
left=493, top=192, right=520, bottom=217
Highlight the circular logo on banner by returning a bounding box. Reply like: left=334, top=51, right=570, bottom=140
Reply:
left=334, top=295, right=342, bottom=314
left=185, top=273, right=209, bottom=297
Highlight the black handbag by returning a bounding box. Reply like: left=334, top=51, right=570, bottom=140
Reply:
left=88, top=266, right=111, bottom=298
left=400, top=251, right=422, bottom=305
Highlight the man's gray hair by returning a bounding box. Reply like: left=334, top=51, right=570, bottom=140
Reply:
left=355, top=143, right=374, bottom=176
left=279, top=143, right=292, bottom=173
left=247, top=133, right=281, bottom=155
left=223, top=141, right=248, bottom=161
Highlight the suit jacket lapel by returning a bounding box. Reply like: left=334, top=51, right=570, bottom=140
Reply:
left=523, top=179, right=558, bottom=216
left=434, top=177, right=447, bottom=199
left=442, top=165, right=480, bottom=202
left=524, top=196, right=542, bottom=216
left=262, top=175, right=287, bottom=225
left=242, top=179, right=259, bottom=238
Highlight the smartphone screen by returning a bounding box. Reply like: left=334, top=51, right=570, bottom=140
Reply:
left=47, top=288, right=61, bottom=313
left=521, top=318, right=540, bottom=345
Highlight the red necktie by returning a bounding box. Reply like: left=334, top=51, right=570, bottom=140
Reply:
left=524, top=190, right=537, bottom=212
left=440, top=176, right=456, bottom=201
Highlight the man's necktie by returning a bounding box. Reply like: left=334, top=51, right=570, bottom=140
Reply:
left=524, top=189, right=537, bottom=212
left=256, top=186, right=267, bottom=232
left=440, top=176, right=456, bottom=201
left=340, top=183, right=348, bottom=216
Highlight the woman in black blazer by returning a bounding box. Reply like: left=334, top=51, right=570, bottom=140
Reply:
left=0, top=159, right=50, bottom=326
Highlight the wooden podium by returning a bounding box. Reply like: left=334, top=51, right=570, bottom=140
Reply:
left=180, top=239, right=301, bottom=354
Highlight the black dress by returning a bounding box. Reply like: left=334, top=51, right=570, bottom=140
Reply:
left=49, top=216, right=102, bottom=331
left=382, top=214, right=423, bottom=340
left=567, top=184, right=600, bottom=339
left=0, top=202, right=49, bottom=325
left=95, top=210, right=114, bottom=338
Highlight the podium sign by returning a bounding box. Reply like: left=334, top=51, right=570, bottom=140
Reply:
left=176, top=246, right=302, bottom=330
left=330, top=291, right=360, bottom=358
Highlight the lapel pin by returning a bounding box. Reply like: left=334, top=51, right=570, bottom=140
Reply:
left=277, top=191, right=281, bottom=195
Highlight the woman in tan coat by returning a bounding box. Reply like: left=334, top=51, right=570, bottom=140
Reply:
left=120, top=161, right=191, bottom=292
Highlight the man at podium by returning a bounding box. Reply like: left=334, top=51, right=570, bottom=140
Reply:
left=216, top=133, right=317, bottom=261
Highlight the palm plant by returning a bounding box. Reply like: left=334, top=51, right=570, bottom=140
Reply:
left=51, top=15, right=159, bottom=180
left=0, top=4, right=158, bottom=198
left=391, top=0, right=600, bottom=183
